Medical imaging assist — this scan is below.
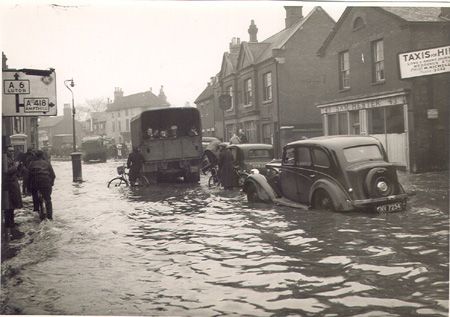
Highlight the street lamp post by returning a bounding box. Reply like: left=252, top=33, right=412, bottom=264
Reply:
left=64, top=79, right=83, bottom=182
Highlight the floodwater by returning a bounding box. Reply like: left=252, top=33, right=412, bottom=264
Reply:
left=1, top=160, right=448, bottom=316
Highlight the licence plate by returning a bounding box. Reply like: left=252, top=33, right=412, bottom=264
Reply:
left=376, top=202, right=403, bottom=212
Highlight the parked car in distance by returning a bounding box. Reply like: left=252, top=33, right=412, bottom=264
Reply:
left=243, top=136, right=410, bottom=212
left=228, top=143, right=274, bottom=174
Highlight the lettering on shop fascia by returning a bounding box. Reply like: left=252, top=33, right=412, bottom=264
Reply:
left=319, top=94, right=407, bottom=114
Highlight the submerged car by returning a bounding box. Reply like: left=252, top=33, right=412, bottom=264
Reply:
left=243, top=136, right=410, bottom=212
left=228, top=143, right=274, bottom=186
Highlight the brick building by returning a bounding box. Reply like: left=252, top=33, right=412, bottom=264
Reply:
left=217, top=6, right=335, bottom=156
left=194, top=76, right=224, bottom=139
left=316, top=7, right=449, bottom=172
left=105, top=86, right=170, bottom=146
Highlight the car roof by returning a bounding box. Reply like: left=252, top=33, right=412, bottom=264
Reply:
left=202, top=137, right=220, bottom=142
left=286, top=135, right=381, bottom=149
left=227, top=143, right=273, bottom=150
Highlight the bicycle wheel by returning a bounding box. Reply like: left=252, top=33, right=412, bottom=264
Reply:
left=108, top=177, right=129, bottom=188
left=208, top=175, right=220, bottom=188
left=134, top=175, right=149, bottom=187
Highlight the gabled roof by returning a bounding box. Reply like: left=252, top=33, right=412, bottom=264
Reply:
left=318, top=7, right=449, bottom=56
left=38, top=116, right=65, bottom=128
left=220, top=51, right=239, bottom=78
left=194, top=84, right=215, bottom=104
left=235, top=6, right=328, bottom=69
left=106, top=90, right=169, bottom=112
left=90, top=112, right=107, bottom=122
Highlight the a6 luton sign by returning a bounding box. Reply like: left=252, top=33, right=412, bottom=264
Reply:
left=2, top=68, right=57, bottom=117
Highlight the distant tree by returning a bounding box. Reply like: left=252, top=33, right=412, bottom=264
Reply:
left=75, top=98, right=107, bottom=121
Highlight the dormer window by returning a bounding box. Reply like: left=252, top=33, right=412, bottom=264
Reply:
left=353, top=17, right=365, bottom=31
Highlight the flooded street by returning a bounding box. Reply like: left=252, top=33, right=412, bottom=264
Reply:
left=2, top=160, right=449, bottom=316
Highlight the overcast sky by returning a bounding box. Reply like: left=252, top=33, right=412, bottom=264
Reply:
left=0, top=1, right=443, bottom=116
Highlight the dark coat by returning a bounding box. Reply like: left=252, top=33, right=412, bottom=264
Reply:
left=218, top=149, right=235, bottom=189
left=27, top=157, right=56, bottom=189
left=2, top=154, right=23, bottom=210
left=127, top=151, right=145, bottom=182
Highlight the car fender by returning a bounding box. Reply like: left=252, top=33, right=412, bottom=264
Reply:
left=310, top=179, right=353, bottom=212
left=243, top=174, right=278, bottom=202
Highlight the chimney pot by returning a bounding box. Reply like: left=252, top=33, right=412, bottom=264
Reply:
left=248, top=20, right=258, bottom=43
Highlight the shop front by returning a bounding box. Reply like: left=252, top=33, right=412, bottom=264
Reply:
left=318, top=90, right=409, bottom=171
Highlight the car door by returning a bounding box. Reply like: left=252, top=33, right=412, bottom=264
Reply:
left=294, top=146, right=315, bottom=204
left=278, top=146, right=299, bottom=202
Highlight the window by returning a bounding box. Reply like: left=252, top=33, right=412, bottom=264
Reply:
left=283, top=147, right=295, bottom=165
left=262, top=123, right=271, bottom=144
left=226, top=85, right=234, bottom=111
left=369, top=106, right=404, bottom=134
left=353, top=17, right=365, bottom=30
left=338, top=112, right=349, bottom=134
left=313, top=148, right=330, bottom=168
left=126, top=119, right=130, bottom=131
left=344, top=145, right=383, bottom=163
left=328, top=114, right=338, bottom=135
left=244, top=121, right=256, bottom=143
left=349, top=111, right=360, bottom=135
left=118, top=110, right=121, bottom=117
left=118, top=121, right=122, bottom=132
left=112, top=122, right=115, bottom=132
left=244, top=78, right=252, bottom=105
left=339, top=51, right=350, bottom=89
left=373, top=40, right=385, bottom=83
left=296, top=147, right=312, bottom=166
left=263, top=72, right=272, bottom=101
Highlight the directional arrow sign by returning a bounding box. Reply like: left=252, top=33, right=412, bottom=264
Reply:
left=2, top=69, right=57, bottom=117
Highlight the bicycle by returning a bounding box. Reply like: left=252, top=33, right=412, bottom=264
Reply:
left=208, top=165, right=248, bottom=188
left=108, top=165, right=150, bottom=188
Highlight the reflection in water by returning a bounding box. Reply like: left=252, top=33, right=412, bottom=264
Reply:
left=1, top=161, right=448, bottom=316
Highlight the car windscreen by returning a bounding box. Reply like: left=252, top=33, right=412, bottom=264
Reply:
left=343, top=145, right=384, bottom=163
left=247, top=149, right=273, bottom=161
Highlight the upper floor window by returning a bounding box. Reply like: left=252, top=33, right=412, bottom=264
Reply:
left=353, top=17, right=365, bottom=30
left=226, top=85, right=234, bottom=112
left=244, top=78, right=252, bottom=105
left=339, top=51, right=350, bottom=90
left=263, top=72, right=272, bottom=101
left=118, top=121, right=122, bottom=132
left=125, top=109, right=129, bottom=116
left=126, top=119, right=130, bottom=131
left=117, top=110, right=121, bottom=117
left=112, top=122, right=116, bottom=132
left=372, top=39, right=385, bottom=83
left=111, top=112, right=114, bottom=118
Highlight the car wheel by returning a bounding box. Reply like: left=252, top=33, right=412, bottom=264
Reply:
left=246, top=183, right=261, bottom=203
left=365, top=168, right=394, bottom=198
left=313, top=189, right=334, bottom=211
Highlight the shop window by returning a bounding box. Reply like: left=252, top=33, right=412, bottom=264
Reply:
left=349, top=111, right=360, bottom=134
left=328, top=114, right=338, bottom=135
left=263, top=72, right=272, bottom=101
left=339, top=51, right=350, bottom=90
left=338, top=112, right=349, bottom=134
left=296, top=147, right=311, bottom=166
left=369, top=106, right=404, bottom=134
left=372, top=40, right=385, bottom=83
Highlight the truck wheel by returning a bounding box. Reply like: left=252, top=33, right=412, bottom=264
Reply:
left=246, top=183, right=261, bottom=203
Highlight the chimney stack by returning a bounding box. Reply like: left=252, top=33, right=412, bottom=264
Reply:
left=248, top=20, right=258, bottom=43
left=114, top=87, right=123, bottom=101
left=285, top=6, right=303, bottom=29
left=229, top=37, right=241, bottom=54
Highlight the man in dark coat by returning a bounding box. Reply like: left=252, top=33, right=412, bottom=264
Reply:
left=218, top=147, right=235, bottom=190
left=27, top=150, right=56, bottom=219
left=21, top=147, right=36, bottom=195
left=127, top=147, right=146, bottom=186
left=2, top=145, right=23, bottom=241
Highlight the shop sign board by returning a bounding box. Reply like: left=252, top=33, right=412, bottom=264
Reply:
left=2, top=68, right=57, bottom=117
left=319, top=93, right=407, bottom=114
left=399, top=46, right=450, bottom=79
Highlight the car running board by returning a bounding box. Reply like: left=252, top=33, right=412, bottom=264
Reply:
left=272, top=198, right=309, bottom=210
